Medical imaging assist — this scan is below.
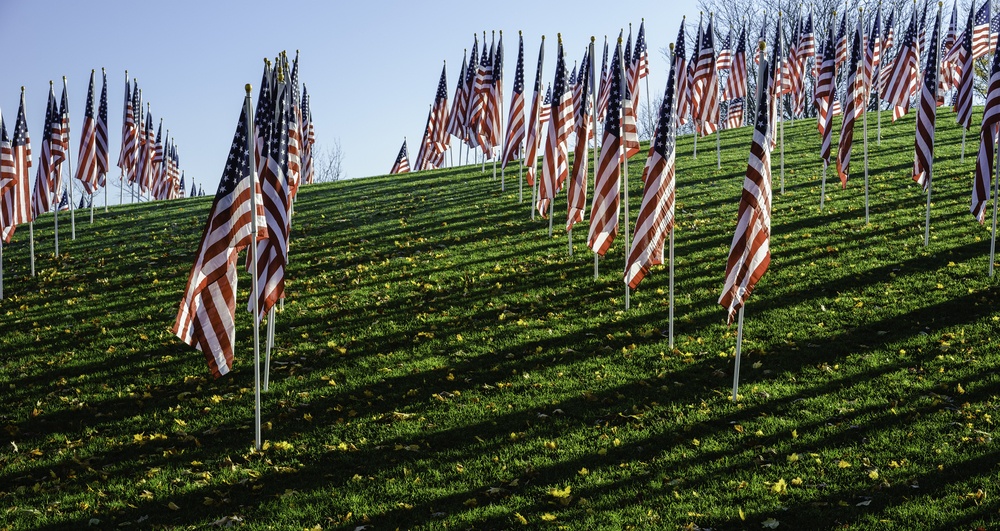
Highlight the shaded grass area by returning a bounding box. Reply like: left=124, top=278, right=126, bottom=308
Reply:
left=1, top=106, right=999, bottom=530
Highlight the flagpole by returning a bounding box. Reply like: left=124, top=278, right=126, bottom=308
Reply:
left=991, top=134, right=1000, bottom=276
left=244, top=84, right=263, bottom=451
left=924, top=175, right=932, bottom=247
left=63, top=77, right=77, bottom=241
left=961, top=128, right=967, bottom=161
left=28, top=221, right=34, bottom=277
left=668, top=228, right=675, bottom=349
left=821, top=162, right=828, bottom=210
left=732, top=305, right=745, bottom=400
left=779, top=23, right=785, bottom=195
left=0, top=240, right=4, bottom=300
left=518, top=146, right=523, bottom=202
left=863, top=80, right=870, bottom=225
left=877, top=67, right=883, bottom=145
left=263, top=306, right=275, bottom=391
left=624, top=153, right=630, bottom=310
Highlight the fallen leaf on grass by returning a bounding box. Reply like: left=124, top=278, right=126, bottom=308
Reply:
left=761, top=517, right=780, bottom=528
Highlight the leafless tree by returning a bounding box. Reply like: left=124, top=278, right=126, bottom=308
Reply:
left=314, top=139, right=344, bottom=183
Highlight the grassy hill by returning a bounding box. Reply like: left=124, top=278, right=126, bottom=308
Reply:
left=2, top=107, right=999, bottom=530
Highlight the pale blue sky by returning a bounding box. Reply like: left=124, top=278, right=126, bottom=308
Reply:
left=0, top=1, right=700, bottom=200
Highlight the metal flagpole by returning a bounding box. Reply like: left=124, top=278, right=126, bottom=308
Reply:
left=1, top=240, right=4, bottom=300
left=548, top=195, right=554, bottom=237
left=531, top=168, right=537, bottom=220
left=244, top=84, right=263, bottom=451
left=778, top=25, right=785, bottom=195
left=669, top=43, right=679, bottom=348
left=821, top=162, right=828, bottom=210
left=732, top=306, right=745, bottom=400
left=961, top=128, right=967, bottom=161
left=263, top=306, right=275, bottom=391
left=622, top=41, right=631, bottom=311
left=29, top=222, right=34, bottom=276
left=863, top=69, right=870, bottom=225
left=518, top=146, right=523, bottom=202
left=693, top=120, right=698, bottom=158
left=120, top=70, right=127, bottom=208
left=64, top=77, right=77, bottom=240
left=991, top=134, right=1000, bottom=276
left=924, top=175, right=932, bottom=247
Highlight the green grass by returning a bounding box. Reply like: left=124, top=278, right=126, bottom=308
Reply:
left=2, top=106, right=999, bottom=530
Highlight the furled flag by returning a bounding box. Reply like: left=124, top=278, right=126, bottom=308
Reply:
left=179, top=171, right=185, bottom=198
left=784, top=13, right=805, bottom=115
left=863, top=9, right=883, bottom=99
left=955, top=3, right=976, bottom=130
left=524, top=39, right=546, bottom=188
left=74, top=71, right=100, bottom=195
left=390, top=138, right=411, bottom=174
left=597, top=38, right=610, bottom=122
left=501, top=32, right=526, bottom=170
left=626, top=44, right=678, bottom=289
left=695, top=16, right=720, bottom=136
left=621, top=29, right=641, bottom=156
left=122, top=81, right=140, bottom=186
left=31, top=85, right=59, bottom=218
left=7, top=91, right=32, bottom=239
left=724, top=25, right=748, bottom=102
left=835, top=9, right=849, bottom=66
left=92, top=70, right=109, bottom=191
left=538, top=36, right=574, bottom=217
left=285, top=55, right=303, bottom=200
left=301, top=84, right=315, bottom=185
left=877, top=11, right=898, bottom=92
left=190, top=179, right=197, bottom=198
left=725, top=99, right=745, bottom=129
left=0, top=113, right=12, bottom=242
left=487, top=33, right=505, bottom=153
left=634, top=20, right=650, bottom=81
left=719, top=53, right=774, bottom=325
left=717, top=28, right=734, bottom=70
left=469, top=34, right=491, bottom=154
left=57, top=189, right=69, bottom=211
left=939, top=1, right=960, bottom=97
left=674, top=20, right=691, bottom=126
left=883, top=9, right=921, bottom=121
left=250, top=68, right=293, bottom=323
left=972, top=1, right=993, bottom=59
left=413, top=106, right=434, bottom=172
left=462, top=36, right=480, bottom=150
left=972, top=37, right=1000, bottom=222
left=914, top=5, right=942, bottom=190
left=567, top=46, right=592, bottom=231
left=173, top=99, right=256, bottom=378
left=540, top=84, right=552, bottom=124
left=587, top=39, right=624, bottom=256
left=446, top=52, right=469, bottom=145
left=52, top=81, right=70, bottom=184
left=837, top=15, right=864, bottom=189
left=427, top=64, right=451, bottom=169
left=687, top=18, right=704, bottom=126
left=816, top=24, right=837, bottom=165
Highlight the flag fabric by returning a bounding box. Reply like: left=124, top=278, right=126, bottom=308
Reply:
left=725, top=99, right=745, bottom=129
left=622, top=29, right=641, bottom=155
left=31, top=86, right=59, bottom=219
left=587, top=40, right=624, bottom=256
left=390, top=138, right=410, bottom=174
left=674, top=21, right=691, bottom=126
left=816, top=25, right=837, bottom=164
left=470, top=35, right=492, bottom=154
left=940, top=1, right=961, bottom=97
left=94, top=70, right=109, bottom=189
left=413, top=106, right=434, bottom=172
left=626, top=48, right=678, bottom=289
left=863, top=10, right=883, bottom=97
left=74, top=71, right=100, bottom=195
left=914, top=6, right=943, bottom=191
left=836, top=10, right=849, bottom=66
left=972, top=1, right=992, bottom=59
left=446, top=53, right=470, bottom=144
left=463, top=36, right=481, bottom=150
left=488, top=34, right=505, bottom=153
left=7, top=92, right=32, bottom=239
left=784, top=13, right=805, bottom=115
left=250, top=70, right=293, bottom=323
left=634, top=20, right=649, bottom=81
left=990, top=10, right=1000, bottom=56
left=58, top=189, right=69, bottom=211
left=524, top=39, right=546, bottom=188
left=300, top=84, right=315, bottom=185
left=597, top=38, right=610, bottom=122
left=972, top=39, right=1000, bottom=222
left=837, top=17, right=864, bottom=189
left=719, top=55, right=774, bottom=325
left=567, top=47, right=592, bottom=231
left=724, top=25, right=747, bottom=101
left=687, top=19, right=704, bottom=126
left=717, top=28, right=733, bottom=71
left=694, top=16, right=720, bottom=136
left=754, top=21, right=767, bottom=65
left=955, top=3, right=976, bottom=130
left=427, top=64, right=450, bottom=169
left=883, top=10, right=921, bottom=121
left=501, top=33, right=526, bottom=170
left=173, top=100, right=256, bottom=378
left=0, top=113, right=13, bottom=242
left=538, top=38, right=574, bottom=217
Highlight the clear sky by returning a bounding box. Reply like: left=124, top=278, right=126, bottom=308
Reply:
left=0, top=1, right=701, bottom=201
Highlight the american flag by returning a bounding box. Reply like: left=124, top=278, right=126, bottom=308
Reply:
left=390, top=138, right=410, bottom=174
left=31, top=86, right=59, bottom=218
left=883, top=11, right=921, bottom=121
left=116, top=77, right=133, bottom=179
left=300, top=84, right=315, bottom=185
left=991, top=10, right=1000, bottom=57
left=524, top=39, right=546, bottom=188
left=837, top=16, right=864, bottom=189
left=190, top=178, right=197, bottom=198
left=972, top=38, right=1000, bottom=222
left=151, top=120, right=164, bottom=197
left=634, top=20, right=649, bottom=81
left=597, top=38, right=610, bottom=122
left=725, top=99, right=745, bottom=129
left=971, top=1, right=992, bottom=60
left=588, top=40, right=623, bottom=257
left=178, top=162, right=185, bottom=198
left=173, top=99, right=256, bottom=378
left=799, top=12, right=817, bottom=57
left=914, top=5, right=942, bottom=191
left=567, top=46, right=592, bottom=231
left=785, top=13, right=806, bottom=116
left=955, top=4, right=976, bottom=130
left=863, top=10, right=883, bottom=99
left=427, top=64, right=451, bottom=169
left=719, top=54, right=773, bottom=325
left=126, top=83, right=142, bottom=186
left=939, top=1, right=960, bottom=97
left=816, top=25, right=837, bottom=166
left=674, top=21, right=691, bottom=126
left=836, top=10, right=849, bottom=66
left=74, top=71, right=100, bottom=195
left=0, top=112, right=13, bottom=242
left=413, top=106, right=433, bottom=172
left=52, top=81, right=70, bottom=172
left=717, top=28, right=734, bottom=71
left=724, top=25, right=747, bottom=101
left=488, top=33, right=505, bottom=153
left=95, top=70, right=109, bottom=188
left=538, top=37, right=574, bottom=217
left=250, top=69, right=293, bottom=323
left=571, top=53, right=586, bottom=133
left=687, top=19, right=704, bottom=126
left=766, top=22, right=783, bottom=147
left=623, top=28, right=643, bottom=150
left=626, top=46, right=678, bottom=289
left=541, top=84, right=552, bottom=124
left=695, top=16, right=720, bottom=137
left=501, top=32, right=526, bottom=170
left=470, top=35, right=491, bottom=153
left=57, top=189, right=69, bottom=212
left=285, top=55, right=303, bottom=201
left=463, top=36, right=480, bottom=150
left=9, top=91, right=32, bottom=235
left=446, top=53, right=469, bottom=144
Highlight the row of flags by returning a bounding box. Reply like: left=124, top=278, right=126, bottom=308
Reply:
left=175, top=50, right=316, bottom=379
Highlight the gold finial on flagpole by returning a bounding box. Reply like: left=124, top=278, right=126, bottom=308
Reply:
left=246, top=84, right=252, bottom=95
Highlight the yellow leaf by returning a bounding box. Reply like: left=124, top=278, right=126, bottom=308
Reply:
left=734, top=424, right=744, bottom=433
left=550, top=485, right=572, bottom=498
left=692, top=438, right=700, bottom=447
left=791, top=429, right=798, bottom=439
left=515, top=513, right=528, bottom=525
left=787, top=453, right=799, bottom=463
left=838, top=460, right=852, bottom=469
left=957, top=383, right=966, bottom=394
left=739, top=507, right=745, bottom=521
left=868, top=469, right=879, bottom=480
left=167, top=502, right=180, bottom=511
left=578, top=467, right=589, bottom=476
left=463, top=498, right=477, bottom=507
left=771, top=478, right=787, bottom=494
left=540, top=513, right=557, bottom=521
left=173, top=418, right=187, bottom=427
left=791, top=477, right=803, bottom=486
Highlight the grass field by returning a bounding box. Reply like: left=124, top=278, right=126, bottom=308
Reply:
left=2, top=106, right=999, bottom=530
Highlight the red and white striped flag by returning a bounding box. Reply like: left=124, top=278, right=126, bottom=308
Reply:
left=626, top=49, right=678, bottom=289
left=501, top=33, right=526, bottom=170
left=634, top=20, right=650, bottom=81
left=74, top=71, right=100, bottom=195
left=939, top=1, right=960, bottom=97
left=597, top=38, right=610, bottom=122
left=816, top=24, right=837, bottom=165
left=719, top=55, right=773, bottom=325
left=686, top=19, right=704, bottom=126
left=971, top=1, right=994, bottom=59
left=487, top=34, right=504, bottom=153
left=390, top=138, right=410, bottom=174
left=427, top=64, right=451, bottom=169
left=301, top=85, right=315, bottom=185
left=882, top=10, right=921, bottom=121
left=837, top=17, right=864, bottom=189
left=724, top=25, right=747, bottom=101
left=835, top=10, right=849, bottom=66
left=5, top=91, right=32, bottom=241
left=94, top=69, right=109, bottom=189
left=524, top=39, right=546, bottom=187
left=31, top=86, right=59, bottom=218
left=622, top=29, right=641, bottom=156
left=725, top=99, right=745, bottom=129
left=972, top=36, right=1000, bottom=222
left=674, top=21, right=691, bottom=126
left=446, top=53, right=470, bottom=145
left=173, top=99, right=256, bottom=378
left=0, top=113, right=13, bottom=242
left=955, top=3, right=976, bottom=130
left=538, top=38, right=574, bottom=217
left=694, top=16, right=720, bottom=136
left=717, top=28, right=733, bottom=71
left=862, top=10, right=883, bottom=98
left=914, top=5, right=942, bottom=191
left=568, top=47, right=592, bottom=231
left=464, top=36, right=482, bottom=151
left=588, top=40, right=624, bottom=256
